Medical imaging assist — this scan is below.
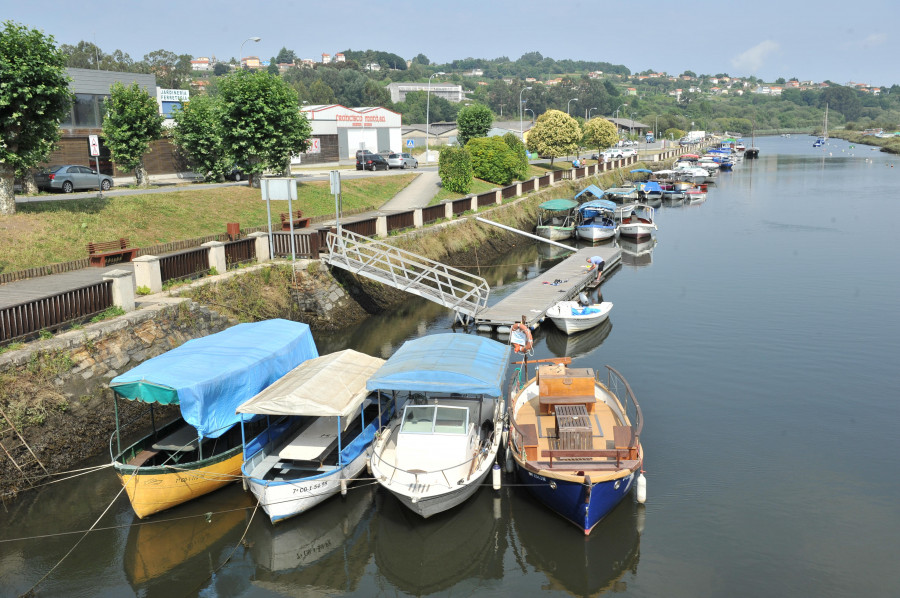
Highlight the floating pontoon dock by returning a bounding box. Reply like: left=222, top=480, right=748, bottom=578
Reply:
left=474, top=245, right=621, bottom=331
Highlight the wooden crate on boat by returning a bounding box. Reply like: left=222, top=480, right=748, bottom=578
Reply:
left=555, top=404, right=593, bottom=450
left=537, top=365, right=595, bottom=414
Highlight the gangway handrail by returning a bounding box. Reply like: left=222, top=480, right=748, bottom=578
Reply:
left=324, top=229, right=490, bottom=322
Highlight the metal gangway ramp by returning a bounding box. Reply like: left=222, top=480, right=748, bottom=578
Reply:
left=324, top=228, right=489, bottom=324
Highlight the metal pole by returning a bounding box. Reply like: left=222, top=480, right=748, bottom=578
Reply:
left=519, top=86, right=531, bottom=138
left=475, top=217, right=575, bottom=251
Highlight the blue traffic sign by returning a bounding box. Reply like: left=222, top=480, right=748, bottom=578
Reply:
left=406, top=139, right=415, bottom=147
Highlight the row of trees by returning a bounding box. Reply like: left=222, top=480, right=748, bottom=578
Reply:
left=0, top=21, right=312, bottom=215
left=61, top=41, right=194, bottom=89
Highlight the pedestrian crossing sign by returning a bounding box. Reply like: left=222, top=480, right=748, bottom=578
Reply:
left=406, top=139, right=414, bottom=148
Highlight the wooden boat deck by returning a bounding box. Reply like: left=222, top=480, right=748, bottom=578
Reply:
left=474, top=246, right=620, bottom=330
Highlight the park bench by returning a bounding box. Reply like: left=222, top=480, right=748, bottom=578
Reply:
left=280, top=210, right=310, bottom=231
left=86, top=238, right=138, bottom=267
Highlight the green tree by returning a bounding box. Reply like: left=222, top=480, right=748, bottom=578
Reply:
left=267, top=60, right=279, bottom=76
left=664, top=127, right=685, bottom=140
left=500, top=132, right=529, bottom=181
left=102, top=81, right=164, bottom=187
left=213, top=62, right=230, bottom=76
left=456, top=103, right=493, bottom=146
left=218, top=70, right=311, bottom=183
left=274, top=47, right=296, bottom=65
left=467, top=136, right=521, bottom=185
left=143, top=49, right=192, bottom=89
left=412, top=53, right=430, bottom=66
left=582, top=117, right=618, bottom=154
left=438, top=145, right=473, bottom=194
left=171, top=95, right=230, bottom=182
left=525, top=109, right=581, bottom=165
left=0, top=21, right=73, bottom=214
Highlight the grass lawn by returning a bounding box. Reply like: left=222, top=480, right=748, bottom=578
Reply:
left=0, top=174, right=415, bottom=273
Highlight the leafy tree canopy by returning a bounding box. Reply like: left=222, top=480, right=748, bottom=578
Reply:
left=143, top=49, right=193, bottom=89
left=218, top=70, right=311, bottom=180
left=456, top=103, right=493, bottom=146
left=172, top=94, right=230, bottom=182
left=102, top=81, right=164, bottom=186
left=275, top=47, right=296, bottom=65
left=525, top=109, right=581, bottom=165
left=0, top=20, right=73, bottom=214
left=467, top=136, right=522, bottom=185
left=583, top=118, right=619, bottom=151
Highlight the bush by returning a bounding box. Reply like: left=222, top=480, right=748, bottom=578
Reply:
left=466, top=136, right=521, bottom=186
left=438, top=146, right=473, bottom=194
left=501, top=133, right=529, bottom=181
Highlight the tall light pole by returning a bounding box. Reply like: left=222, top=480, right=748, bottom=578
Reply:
left=525, top=108, right=535, bottom=122
left=519, top=86, right=532, bottom=138
left=588, top=107, right=598, bottom=119
left=239, top=36, right=261, bottom=69
left=425, top=71, right=445, bottom=164
left=567, top=98, right=578, bottom=115
left=615, top=103, right=627, bottom=139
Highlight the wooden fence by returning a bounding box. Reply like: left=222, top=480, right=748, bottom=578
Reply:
left=159, top=247, right=210, bottom=285
left=1, top=281, right=112, bottom=343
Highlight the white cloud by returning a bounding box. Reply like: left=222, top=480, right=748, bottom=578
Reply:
left=861, top=32, right=887, bottom=47
left=730, top=40, right=780, bottom=74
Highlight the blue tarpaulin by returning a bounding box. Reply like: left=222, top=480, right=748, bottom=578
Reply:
left=578, top=198, right=617, bottom=213
left=366, top=334, right=512, bottom=397
left=110, top=320, right=318, bottom=438
left=642, top=181, right=662, bottom=193
left=575, top=185, right=605, bottom=201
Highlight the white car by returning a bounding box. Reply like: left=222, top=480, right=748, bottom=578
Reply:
left=387, top=152, right=418, bottom=169
left=619, top=148, right=638, bottom=158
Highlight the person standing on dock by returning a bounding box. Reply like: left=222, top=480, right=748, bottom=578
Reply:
left=586, top=256, right=605, bottom=282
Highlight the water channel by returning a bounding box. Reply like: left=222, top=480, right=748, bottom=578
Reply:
left=2, top=135, right=899, bottom=597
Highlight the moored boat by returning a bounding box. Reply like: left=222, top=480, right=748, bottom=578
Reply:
left=109, top=320, right=315, bottom=518
left=546, top=300, right=613, bottom=335
left=618, top=204, right=657, bottom=239
left=236, top=349, right=393, bottom=524
left=507, top=361, right=644, bottom=534
left=575, top=199, right=618, bottom=242
left=603, top=187, right=640, bottom=203
left=536, top=198, right=578, bottom=240
left=368, top=334, right=511, bottom=518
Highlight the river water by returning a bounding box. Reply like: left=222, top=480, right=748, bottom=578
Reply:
left=2, top=136, right=899, bottom=597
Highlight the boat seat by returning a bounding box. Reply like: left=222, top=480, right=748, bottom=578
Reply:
left=151, top=424, right=199, bottom=452
left=128, top=449, right=159, bottom=468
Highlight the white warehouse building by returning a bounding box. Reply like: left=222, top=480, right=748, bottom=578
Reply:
left=385, top=82, right=465, bottom=103
left=299, top=104, right=403, bottom=163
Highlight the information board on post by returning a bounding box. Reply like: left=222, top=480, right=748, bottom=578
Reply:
left=260, top=177, right=300, bottom=261
left=330, top=170, right=342, bottom=230
left=88, top=135, right=103, bottom=196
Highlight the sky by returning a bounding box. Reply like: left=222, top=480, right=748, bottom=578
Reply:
left=4, top=0, right=898, bottom=87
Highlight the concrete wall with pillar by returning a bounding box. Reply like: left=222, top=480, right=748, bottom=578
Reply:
left=249, top=232, right=270, bottom=262
left=376, top=216, right=388, bottom=237
left=133, top=255, right=162, bottom=294
left=202, top=241, right=226, bottom=274
left=495, top=189, right=502, bottom=205
left=102, top=269, right=135, bottom=312
left=444, top=202, right=453, bottom=220
left=413, top=208, right=423, bottom=228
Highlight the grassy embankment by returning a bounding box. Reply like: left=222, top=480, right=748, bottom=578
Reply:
left=429, top=161, right=580, bottom=206
left=826, top=131, right=900, bottom=155
left=0, top=175, right=416, bottom=273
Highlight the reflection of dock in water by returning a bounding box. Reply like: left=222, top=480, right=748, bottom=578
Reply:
left=510, top=490, right=642, bottom=596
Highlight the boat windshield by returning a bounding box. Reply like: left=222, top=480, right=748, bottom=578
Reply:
left=400, top=405, right=468, bottom=434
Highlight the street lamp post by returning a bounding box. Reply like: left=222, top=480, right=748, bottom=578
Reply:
left=519, top=86, right=532, bottom=138
left=615, top=103, right=627, bottom=139
left=425, top=71, right=445, bottom=164
left=567, top=98, right=578, bottom=115
left=588, top=107, right=598, bottom=119
left=525, top=108, right=535, bottom=122
left=239, top=36, right=261, bottom=69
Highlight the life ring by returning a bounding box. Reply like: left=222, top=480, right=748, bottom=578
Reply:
left=509, top=322, right=533, bottom=354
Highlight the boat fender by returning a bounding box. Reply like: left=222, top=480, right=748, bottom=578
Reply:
left=492, top=463, right=502, bottom=491
left=505, top=449, right=514, bottom=473
left=340, top=478, right=348, bottom=497
left=636, top=472, right=647, bottom=504
left=578, top=292, right=590, bottom=306
left=366, top=456, right=372, bottom=476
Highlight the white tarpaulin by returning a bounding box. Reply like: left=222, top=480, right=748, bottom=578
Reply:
left=236, top=349, right=385, bottom=418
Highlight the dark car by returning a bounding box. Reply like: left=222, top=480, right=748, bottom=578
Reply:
left=359, top=153, right=389, bottom=171
left=225, top=167, right=246, bottom=181
left=34, top=165, right=113, bottom=193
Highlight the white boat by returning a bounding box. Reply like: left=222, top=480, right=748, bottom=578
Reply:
left=546, top=300, right=613, bottom=335
left=237, top=350, right=393, bottom=524
left=368, top=334, right=512, bottom=518
left=618, top=204, right=657, bottom=239
left=536, top=198, right=578, bottom=240
left=575, top=199, right=618, bottom=242
left=604, top=186, right=639, bottom=203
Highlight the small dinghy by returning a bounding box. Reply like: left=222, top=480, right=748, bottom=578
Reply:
left=546, top=294, right=613, bottom=335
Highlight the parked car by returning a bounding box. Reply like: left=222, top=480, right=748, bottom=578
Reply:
left=387, top=152, right=418, bottom=169
left=356, top=150, right=376, bottom=170
left=360, top=153, right=389, bottom=171
left=34, top=165, right=113, bottom=193
left=225, top=167, right=246, bottom=181
left=619, top=148, right=638, bottom=158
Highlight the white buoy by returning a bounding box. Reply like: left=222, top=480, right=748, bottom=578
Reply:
left=492, top=463, right=502, bottom=490
left=636, top=472, right=647, bottom=504
left=340, top=478, right=348, bottom=496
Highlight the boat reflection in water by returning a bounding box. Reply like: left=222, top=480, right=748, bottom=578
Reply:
left=544, top=318, right=613, bottom=360
left=618, top=237, right=657, bottom=269
left=123, top=488, right=255, bottom=591
left=246, top=484, right=377, bottom=593
left=374, top=484, right=507, bottom=594
left=510, top=489, right=642, bottom=596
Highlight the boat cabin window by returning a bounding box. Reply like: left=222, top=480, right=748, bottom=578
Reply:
left=400, top=405, right=468, bottom=435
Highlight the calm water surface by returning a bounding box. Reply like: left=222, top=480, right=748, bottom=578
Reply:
left=2, top=136, right=899, bottom=597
